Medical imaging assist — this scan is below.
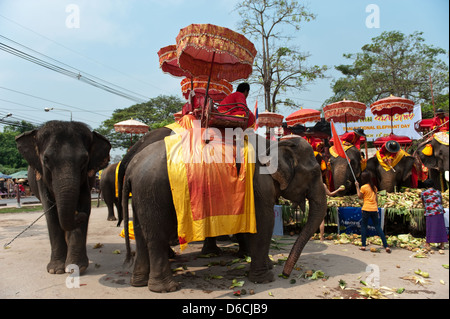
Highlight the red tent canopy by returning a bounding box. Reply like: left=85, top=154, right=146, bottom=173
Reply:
left=373, top=133, right=413, bottom=149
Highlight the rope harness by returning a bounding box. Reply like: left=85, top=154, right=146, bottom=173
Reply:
left=3, top=204, right=55, bottom=249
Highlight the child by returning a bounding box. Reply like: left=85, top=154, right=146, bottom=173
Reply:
left=421, top=179, right=448, bottom=250
left=355, top=171, right=391, bottom=253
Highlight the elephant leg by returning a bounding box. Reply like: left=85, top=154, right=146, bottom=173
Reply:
left=201, top=237, right=222, bottom=255
left=65, top=220, right=89, bottom=274
left=147, top=237, right=179, bottom=293
left=235, top=233, right=249, bottom=258
left=105, top=198, right=117, bottom=221
left=45, top=204, right=67, bottom=274
left=130, top=212, right=150, bottom=287
left=247, top=207, right=275, bottom=283
left=65, top=189, right=91, bottom=274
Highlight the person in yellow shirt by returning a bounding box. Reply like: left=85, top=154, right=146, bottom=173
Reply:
left=355, top=171, right=391, bottom=253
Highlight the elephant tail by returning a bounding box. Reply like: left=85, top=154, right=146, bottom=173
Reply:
left=122, top=174, right=134, bottom=267
left=116, top=161, right=126, bottom=227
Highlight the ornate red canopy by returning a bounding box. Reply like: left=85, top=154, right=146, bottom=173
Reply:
left=175, top=24, right=257, bottom=82
left=285, top=109, right=321, bottom=127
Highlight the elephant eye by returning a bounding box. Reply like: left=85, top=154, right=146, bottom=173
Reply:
left=43, top=155, right=50, bottom=165
left=80, top=153, right=89, bottom=167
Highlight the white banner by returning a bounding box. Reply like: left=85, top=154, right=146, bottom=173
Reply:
left=333, top=105, right=422, bottom=141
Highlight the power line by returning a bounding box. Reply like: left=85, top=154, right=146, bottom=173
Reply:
left=0, top=13, right=168, bottom=94
left=0, top=87, right=112, bottom=118
left=0, top=34, right=150, bottom=103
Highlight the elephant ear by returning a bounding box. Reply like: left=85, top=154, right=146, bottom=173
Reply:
left=270, top=140, right=299, bottom=191
left=365, top=157, right=378, bottom=174
left=15, top=129, right=42, bottom=173
left=88, top=131, right=111, bottom=177
left=401, top=156, right=416, bottom=182
left=415, top=141, right=438, bottom=169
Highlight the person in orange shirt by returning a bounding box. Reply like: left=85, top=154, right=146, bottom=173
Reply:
left=218, top=82, right=255, bottom=128
left=355, top=171, right=391, bottom=253
left=431, top=108, right=449, bottom=132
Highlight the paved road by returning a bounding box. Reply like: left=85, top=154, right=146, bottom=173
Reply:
left=0, top=206, right=448, bottom=301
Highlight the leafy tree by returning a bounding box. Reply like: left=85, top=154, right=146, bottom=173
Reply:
left=96, top=95, right=184, bottom=149
left=421, top=92, right=449, bottom=119
left=0, top=121, right=37, bottom=173
left=235, top=0, right=328, bottom=113
left=325, top=31, right=449, bottom=111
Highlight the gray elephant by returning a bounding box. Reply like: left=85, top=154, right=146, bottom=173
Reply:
left=414, top=133, right=449, bottom=191
left=116, top=125, right=241, bottom=255
left=16, top=121, right=111, bottom=274
left=99, top=162, right=120, bottom=221
left=115, top=127, right=173, bottom=226
left=329, top=146, right=362, bottom=195
left=366, top=152, right=416, bottom=192
left=122, top=133, right=327, bottom=292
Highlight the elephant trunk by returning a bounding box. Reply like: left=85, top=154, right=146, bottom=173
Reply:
left=282, top=180, right=327, bottom=277
left=333, top=162, right=353, bottom=195
left=53, top=177, right=85, bottom=232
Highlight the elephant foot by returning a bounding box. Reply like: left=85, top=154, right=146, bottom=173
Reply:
left=201, top=245, right=222, bottom=256
left=248, top=269, right=274, bottom=284
left=235, top=247, right=248, bottom=258
left=148, top=277, right=180, bottom=293
left=201, top=237, right=223, bottom=256
left=131, top=272, right=149, bottom=287
left=65, top=254, right=89, bottom=275
left=107, top=216, right=117, bottom=221
left=168, top=247, right=176, bottom=259
left=47, top=260, right=66, bottom=275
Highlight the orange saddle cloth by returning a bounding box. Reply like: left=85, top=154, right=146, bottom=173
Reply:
left=164, top=125, right=256, bottom=250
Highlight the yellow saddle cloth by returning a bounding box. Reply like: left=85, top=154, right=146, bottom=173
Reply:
left=376, top=149, right=409, bottom=171
left=329, top=144, right=353, bottom=158
left=164, top=125, right=256, bottom=250
left=434, top=131, right=449, bottom=146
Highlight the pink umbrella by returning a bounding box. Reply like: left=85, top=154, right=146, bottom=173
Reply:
left=157, top=45, right=191, bottom=78
left=285, top=108, right=321, bottom=127
left=323, top=99, right=367, bottom=132
left=370, top=95, right=415, bottom=134
left=114, top=119, right=149, bottom=146
left=180, top=76, right=233, bottom=102
left=257, top=112, right=284, bottom=128
left=176, top=24, right=257, bottom=82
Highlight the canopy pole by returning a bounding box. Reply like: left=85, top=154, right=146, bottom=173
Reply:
left=203, top=52, right=216, bottom=109
left=345, top=114, right=348, bottom=132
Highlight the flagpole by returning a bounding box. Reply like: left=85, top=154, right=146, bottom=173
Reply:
left=344, top=146, right=358, bottom=183
left=331, top=120, right=358, bottom=183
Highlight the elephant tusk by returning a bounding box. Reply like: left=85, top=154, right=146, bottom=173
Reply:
left=445, top=171, right=449, bottom=182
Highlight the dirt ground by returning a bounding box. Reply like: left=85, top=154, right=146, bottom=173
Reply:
left=0, top=206, right=448, bottom=300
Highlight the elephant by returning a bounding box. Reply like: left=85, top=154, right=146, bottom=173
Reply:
left=116, top=125, right=243, bottom=256
left=121, top=133, right=327, bottom=292
left=15, top=121, right=111, bottom=274
left=366, top=152, right=416, bottom=192
left=414, top=134, right=449, bottom=191
left=115, top=127, right=173, bottom=226
left=329, top=146, right=362, bottom=195
left=99, top=162, right=120, bottom=221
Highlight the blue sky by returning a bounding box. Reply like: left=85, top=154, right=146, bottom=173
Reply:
left=0, top=0, right=448, bottom=154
